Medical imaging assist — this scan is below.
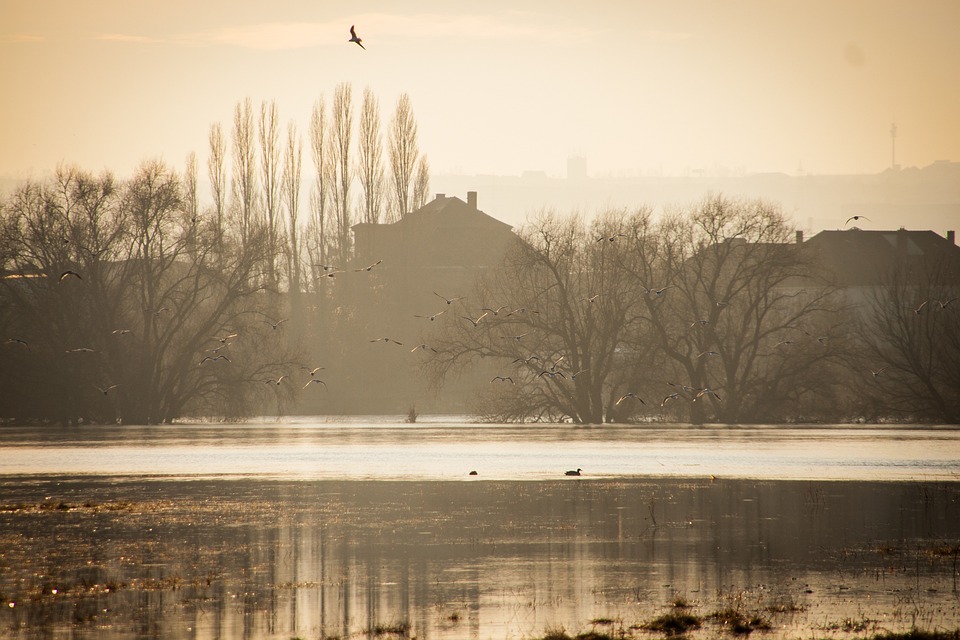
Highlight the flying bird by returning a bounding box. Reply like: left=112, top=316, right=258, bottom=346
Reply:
left=349, top=24, right=365, bottom=49
left=95, top=384, right=119, bottom=396
left=65, top=347, right=94, bottom=353
left=695, top=388, right=722, bottom=401
left=212, top=333, right=237, bottom=344
left=199, top=354, right=230, bottom=364
left=461, top=312, right=489, bottom=327
left=661, top=392, right=681, bottom=407
left=112, top=329, right=134, bottom=336
left=58, top=270, right=82, bottom=282
left=414, top=310, right=446, bottom=321
left=697, top=350, right=720, bottom=358
left=871, top=366, right=888, bottom=378
left=303, top=378, right=328, bottom=390
left=370, top=337, right=403, bottom=345
left=354, top=259, right=382, bottom=272
left=937, top=298, right=957, bottom=309
left=410, top=343, right=438, bottom=353
left=616, top=392, right=645, bottom=405
left=434, top=291, right=465, bottom=305
left=845, top=215, right=870, bottom=226
left=265, top=376, right=287, bottom=386
left=264, top=318, right=288, bottom=330
left=4, top=338, right=28, bottom=346
left=914, top=301, right=928, bottom=314
left=537, top=369, right=565, bottom=379
left=481, top=305, right=509, bottom=316
left=491, top=376, right=514, bottom=383
left=502, top=333, right=528, bottom=342
left=303, top=366, right=325, bottom=377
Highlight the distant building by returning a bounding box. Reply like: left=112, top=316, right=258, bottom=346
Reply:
left=800, top=227, right=960, bottom=308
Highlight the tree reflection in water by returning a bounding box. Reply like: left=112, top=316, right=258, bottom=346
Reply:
left=0, top=478, right=958, bottom=639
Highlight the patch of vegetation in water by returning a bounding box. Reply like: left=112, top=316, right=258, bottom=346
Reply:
left=641, top=611, right=704, bottom=635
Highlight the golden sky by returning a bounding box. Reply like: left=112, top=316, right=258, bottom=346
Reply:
left=2, top=0, right=958, bottom=180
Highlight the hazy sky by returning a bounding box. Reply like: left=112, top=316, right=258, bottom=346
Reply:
left=2, top=1, right=958, bottom=181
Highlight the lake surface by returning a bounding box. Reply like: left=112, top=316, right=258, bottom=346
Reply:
left=1, top=420, right=959, bottom=640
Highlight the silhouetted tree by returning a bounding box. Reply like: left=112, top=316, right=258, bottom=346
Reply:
left=283, top=120, right=303, bottom=296
left=329, top=82, right=354, bottom=264
left=636, top=195, right=846, bottom=423
left=0, top=162, right=298, bottom=424
left=231, top=97, right=258, bottom=247
left=388, top=93, right=418, bottom=221
left=356, top=87, right=385, bottom=225
left=207, top=122, right=227, bottom=253
left=857, top=255, right=960, bottom=422
left=259, top=99, right=282, bottom=287
left=424, top=209, right=655, bottom=424
left=306, top=95, right=331, bottom=289
left=413, top=155, right=430, bottom=211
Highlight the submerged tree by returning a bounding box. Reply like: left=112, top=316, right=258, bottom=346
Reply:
left=857, top=255, right=960, bottom=422
left=0, top=162, right=299, bottom=424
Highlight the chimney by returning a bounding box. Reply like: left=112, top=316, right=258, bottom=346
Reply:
left=435, top=193, right=445, bottom=201
left=795, top=230, right=804, bottom=244
left=467, top=191, right=477, bottom=209
left=948, top=230, right=956, bottom=245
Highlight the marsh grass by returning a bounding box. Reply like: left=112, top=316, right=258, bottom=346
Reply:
left=708, top=608, right=772, bottom=635
left=641, top=611, right=703, bottom=635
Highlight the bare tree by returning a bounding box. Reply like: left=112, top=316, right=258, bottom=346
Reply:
left=259, top=99, right=282, bottom=287
left=412, top=155, right=430, bottom=211
left=329, top=82, right=354, bottom=264
left=207, top=122, right=227, bottom=251
left=0, top=161, right=299, bottom=424
left=231, top=97, right=258, bottom=247
left=282, top=120, right=303, bottom=295
left=425, top=209, right=655, bottom=424
left=635, top=195, right=846, bottom=424
left=306, top=96, right=330, bottom=289
left=388, top=93, right=418, bottom=221
left=858, top=256, right=960, bottom=422
left=356, top=87, right=386, bottom=225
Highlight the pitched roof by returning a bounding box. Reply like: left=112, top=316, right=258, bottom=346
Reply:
left=804, top=228, right=960, bottom=286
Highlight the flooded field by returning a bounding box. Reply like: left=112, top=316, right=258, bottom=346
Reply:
left=0, top=422, right=958, bottom=639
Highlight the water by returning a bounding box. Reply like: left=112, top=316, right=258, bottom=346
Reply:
left=1, top=420, right=959, bottom=639
left=2, top=418, right=959, bottom=481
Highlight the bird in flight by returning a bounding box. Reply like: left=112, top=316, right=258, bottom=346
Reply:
left=370, top=337, right=403, bottom=345
left=112, top=329, right=134, bottom=336
left=616, top=392, right=645, bottom=405
left=354, top=259, right=382, bottom=272
left=59, top=270, right=82, bottom=282
left=661, top=392, right=680, bottom=407
left=937, top=298, right=957, bottom=309
left=264, top=318, right=288, bottom=330
left=265, top=376, right=287, bottom=386
left=481, top=305, right=509, bottom=316
left=695, top=387, right=721, bottom=401
left=349, top=25, right=365, bottom=49
left=461, top=312, right=489, bottom=327
left=871, top=366, right=888, bottom=378
left=199, top=354, right=230, bottom=364
left=213, top=333, right=238, bottom=344
left=303, top=378, right=327, bottom=390
left=845, top=215, right=870, bottom=226
left=303, top=366, right=325, bottom=377
left=95, top=384, right=119, bottom=396
left=491, top=376, right=514, bottom=383
left=914, top=301, right=928, bottom=315
left=414, top=310, right=446, bottom=321
left=434, top=291, right=465, bottom=305
left=4, top=337, right=28, bottom=346
left=410, top=343, right=438, bottom=353
left=697, top=350, right=720, bottom=358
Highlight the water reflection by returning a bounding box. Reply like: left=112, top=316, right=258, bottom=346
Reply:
left=1, top=478, right=958, bottom=639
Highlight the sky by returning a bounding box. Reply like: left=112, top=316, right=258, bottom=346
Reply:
left=2, top=1, right=959, bottom=183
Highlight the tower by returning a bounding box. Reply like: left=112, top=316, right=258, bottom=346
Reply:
left=890, top=121, right=897, bottom=169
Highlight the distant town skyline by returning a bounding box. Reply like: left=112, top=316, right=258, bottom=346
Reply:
left=2, top=1, right=959, bottom=182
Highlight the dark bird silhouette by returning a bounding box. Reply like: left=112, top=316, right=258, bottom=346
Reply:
left=461, top=312, right=489, bottom=327
left=264, top=318, right=288, bottom=330
left=491, top=376, right=514, bottom=383
left=537, top=370, right=565, bottom=379
left=937, top=298, right=958, bottom=309
left=434, top=291, right=465, bottom=304
left=502, top=333, right=528, bottom=342
left=512, top=354, right=540, bottom=364
left=199, top=354, right=230, bottom=364
left=468, top=470, right=478, bottom=476
left=616, top=392, right=645, bottom=405
left=58, top=270, right=82, bottom=282
left=349, top=25, right=365, bottom=49
left=845, top=215, right=870, bottom=226
left=565, top=468, right=582, bottom=476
